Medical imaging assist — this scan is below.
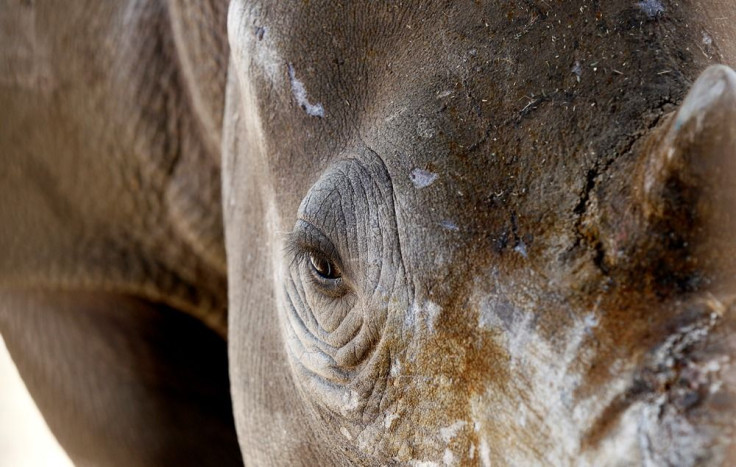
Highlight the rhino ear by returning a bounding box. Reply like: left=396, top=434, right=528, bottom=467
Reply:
left=637, top=64, right=736, bottom=280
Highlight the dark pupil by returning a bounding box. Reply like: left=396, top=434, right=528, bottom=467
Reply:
left=309, top=253, right=337, bottom=279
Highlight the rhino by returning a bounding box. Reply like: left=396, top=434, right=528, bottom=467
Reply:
left=2, top=0, right=736, bottom=465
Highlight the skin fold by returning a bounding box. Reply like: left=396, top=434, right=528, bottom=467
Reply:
left=3, top=0, right=736, bottom=465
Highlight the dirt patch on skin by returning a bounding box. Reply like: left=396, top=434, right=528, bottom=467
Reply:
left=393, top=295, right=510, bottom=463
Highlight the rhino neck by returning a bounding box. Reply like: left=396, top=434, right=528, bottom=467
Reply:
left=0, top=1, right=230, bottom=335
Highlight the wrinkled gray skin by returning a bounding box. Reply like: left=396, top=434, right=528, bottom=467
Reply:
left=3, top=0, right=736, bottom=465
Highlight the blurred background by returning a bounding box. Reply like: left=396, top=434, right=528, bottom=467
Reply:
left=0, top=334, right=73, bottom=467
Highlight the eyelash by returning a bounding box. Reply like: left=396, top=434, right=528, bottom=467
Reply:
left=285, top=221, right=350, bottom=297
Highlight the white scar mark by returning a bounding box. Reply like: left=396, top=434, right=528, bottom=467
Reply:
left=439, top=421, right=466, bottom=444
left=288, top=63, right=325, bottom=118
left=637, top=0, right=664, bottom=18
left=413, top=299, right=442, bottom=333
left=443, top=449, right=455, bottom=466
left=479, top=438, right=492, bottom=467
left=440, top=220, right=459, bottom=231
left=410, top=168, right=439, bottom=189
left=384, top=412, right=400, bottom=429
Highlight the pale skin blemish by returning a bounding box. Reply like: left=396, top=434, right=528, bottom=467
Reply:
left=513, top=239, right=528, bottom=258
left=443, top=449, right=455, bottom=466
left=479, top=438, right=492, bottom=467
left=571, top=61, right=582, bottom=82
left=637, top=0, right=664, bottom=19
left=384, top=412, right=400, bottom=429
left=390, top=359, right=402, bottom=377
left=425, top=300, right=442, bottom=332
left=340, top=389, right=360, bottom=416
left=409, top=168, right=439, bottom=189
left=287, top=63, right=325, bottom=118
left=440, top=220, right=460, bottom=231
left=439, top=421, right=466, bottom=444
left=703, top=31, right=713, bottom=46
left=410, top=299, right=442, bottom=333
left=410, top=461, right=440, bottom=467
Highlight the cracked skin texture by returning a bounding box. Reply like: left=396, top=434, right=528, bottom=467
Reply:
left=2, top=0, right=736, bottom=465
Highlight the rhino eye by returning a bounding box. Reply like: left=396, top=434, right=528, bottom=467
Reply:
left=284, top=220, right=347, bottom=294
left=309, top=252, right=341, bottom=280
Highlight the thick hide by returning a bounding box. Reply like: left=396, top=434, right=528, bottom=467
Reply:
left=225, top=1, right=736, bottom=465
left=2, top=0, right=736, bottom=466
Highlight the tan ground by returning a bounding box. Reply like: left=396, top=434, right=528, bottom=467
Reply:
left=0, top=334, right=73, bottom=467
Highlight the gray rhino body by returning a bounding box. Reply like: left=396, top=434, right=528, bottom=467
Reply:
left=2, top=0, right=736, bottom=465
left=0, top=1, right=238, bottom=465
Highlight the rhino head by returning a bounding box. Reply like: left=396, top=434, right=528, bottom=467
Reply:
left=223, top=1, right=736, bottom=464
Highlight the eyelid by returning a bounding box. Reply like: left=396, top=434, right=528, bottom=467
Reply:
left=284, top=219, right=346, bottom=276
left=284, top=220, right=353, bottom=298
